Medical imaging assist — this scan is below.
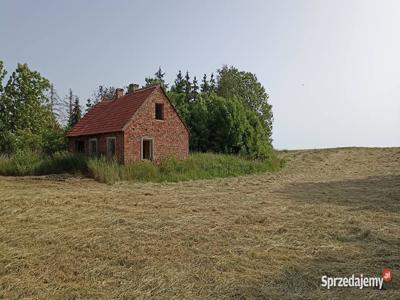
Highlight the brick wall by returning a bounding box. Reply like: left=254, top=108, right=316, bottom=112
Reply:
left=68, top=87, right=189, bottom=164
left=123, top=88, right=189, bottom=164
left=68, top=132, right=124, bottom=163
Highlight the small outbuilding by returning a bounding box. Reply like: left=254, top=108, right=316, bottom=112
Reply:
left=68, top=85, right=189, bottom=164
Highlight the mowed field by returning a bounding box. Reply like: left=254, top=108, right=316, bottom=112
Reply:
left=0, top=148, right=399, bottom=299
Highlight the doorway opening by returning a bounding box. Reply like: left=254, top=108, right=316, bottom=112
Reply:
left=142, top=138, right=153, bottom=161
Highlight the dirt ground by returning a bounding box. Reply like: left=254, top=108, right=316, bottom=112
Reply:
left=0, top=147, right=399, bottom=299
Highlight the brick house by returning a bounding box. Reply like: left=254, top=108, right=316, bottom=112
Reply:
left=67, top=84, right=189, bottom=164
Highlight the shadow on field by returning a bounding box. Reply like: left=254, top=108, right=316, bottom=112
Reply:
left=280, top=175, right=400, bottom=213
left=227, top=248, right=400, bottom=299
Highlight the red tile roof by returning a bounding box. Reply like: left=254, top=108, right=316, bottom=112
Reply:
left=68, top=86, right=157, bottom=137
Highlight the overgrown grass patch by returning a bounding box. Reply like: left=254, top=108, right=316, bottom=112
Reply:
left=0, top=151, right=283, bottom=184
left=0, top=151, right=86, bottom=176
left=158, top=153, right=282, bottom=182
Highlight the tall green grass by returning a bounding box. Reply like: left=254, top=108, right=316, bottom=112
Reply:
left=86, top=153, right=283, bottom=184
left=0, top=151, right=283, bottom=184
left=158, top=153, right=282, bottom=182
left=87, top=158, right=159, bottom=184
left=0, top=151, right=87, bottom=176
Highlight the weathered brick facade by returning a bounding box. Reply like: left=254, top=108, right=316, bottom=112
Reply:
left=68, top=132, right=124, bottom=163
left=68, top=86, right=189, bottom=164
left=123, top=88, right=189, bottom=164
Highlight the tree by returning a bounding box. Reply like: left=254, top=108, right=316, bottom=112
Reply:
left=209, top=72, right=216, bottom=92
left=191, top=76, right=199, bottom=101
left=171, top=70, right=185, bottom=94
left=184, top=71, right=191, bottom=102
left=187, top=95, right=209, bottom=152
left=0, top=61, right=7, bottom=94
left=200, top=74, right=209, bottom=93
left=168, top=91, right=189, bottom=123
left=85, top=98, right=92, bottom=113
left=186, top=93, right=272, bottom=158
left=91, top=85, right=116, bottom=104
left=3, top=63, right=53, bottom=132
left=68, top=88, right=73, bottom=119
left=0, top=63, right=60, bottom=153
left=216, top=65, right=273, bottom=142
left=0, top=61, right=9, bottom=150
left=145, top=67, right=167, bottom=88
left=68, top=96, right=81, bottom=127
left=155, top=66, right=165, bottom=81
left=49, top=84, right=56, bottom=113
left=48, top=84, right=71, bottom=126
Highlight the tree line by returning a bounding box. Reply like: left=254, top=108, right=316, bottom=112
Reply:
left=148, top=66, right=274, bottom=158
left=0, top=61, right=273, bottom=158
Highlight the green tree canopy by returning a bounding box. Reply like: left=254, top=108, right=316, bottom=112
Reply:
left=0, top=62, right=64, bottom=153
left=145, top=67, right=168, bottom=89
left=216, top=65, right=273, bottom=142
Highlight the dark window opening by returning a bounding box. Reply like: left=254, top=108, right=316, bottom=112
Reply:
left=142, top=139, right=153, bottom=160
left=155, top=103, right=164, bottom=120
left=75, top=140, right=85, bottom=153
left=107, top=138, right=116, bottom=158
left=89, top=139, right=97, bottom=155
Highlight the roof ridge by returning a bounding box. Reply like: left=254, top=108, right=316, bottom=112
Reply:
left=133, top=85, right=159, bottom=92
left=116, top=85, right=158, bottom=101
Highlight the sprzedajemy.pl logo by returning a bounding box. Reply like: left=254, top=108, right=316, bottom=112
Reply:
left=321, top=269, right=392, bottom=290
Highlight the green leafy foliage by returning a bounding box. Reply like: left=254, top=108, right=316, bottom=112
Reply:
left=169, top=91, right=273, bottom=159
left=0, top=62, right=66, bottom=154
left=0, top=61, right=275, bottom=167
left=169, top=65, right=274, bottom=158
left=216, top=65, right=273, bottom=143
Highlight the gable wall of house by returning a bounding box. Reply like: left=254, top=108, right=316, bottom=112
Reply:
left=123, top=88, right=189, bottom=164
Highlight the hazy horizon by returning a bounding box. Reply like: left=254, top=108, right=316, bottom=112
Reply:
left=1, top=0, right=399, bottom=149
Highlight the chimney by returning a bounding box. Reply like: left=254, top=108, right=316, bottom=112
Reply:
left=127, top=83, right=140, bottom=94
left=115, top=88, right=124, bottom=99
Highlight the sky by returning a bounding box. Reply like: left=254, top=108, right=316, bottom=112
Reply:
left=1, top=0, right=399, bottom=149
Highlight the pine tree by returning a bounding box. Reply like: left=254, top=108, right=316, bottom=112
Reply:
left=85, top=98, right=92, bottom=113
left=155, top=66, right=165, bottom=81
left=68, top=95, right=81, bottom=127
left=173, top=70, right=185, bottom=93
left=209, top=73, right=216, bottom=92
left=200, top=74, right=209, bottom=93
left=184, top=71, right=191, bottom=102
left=145, top=67, right=167, bottom=88
left=68, top=88, right=73, bottom=120
left=191, top=76, right=199, bottom=101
